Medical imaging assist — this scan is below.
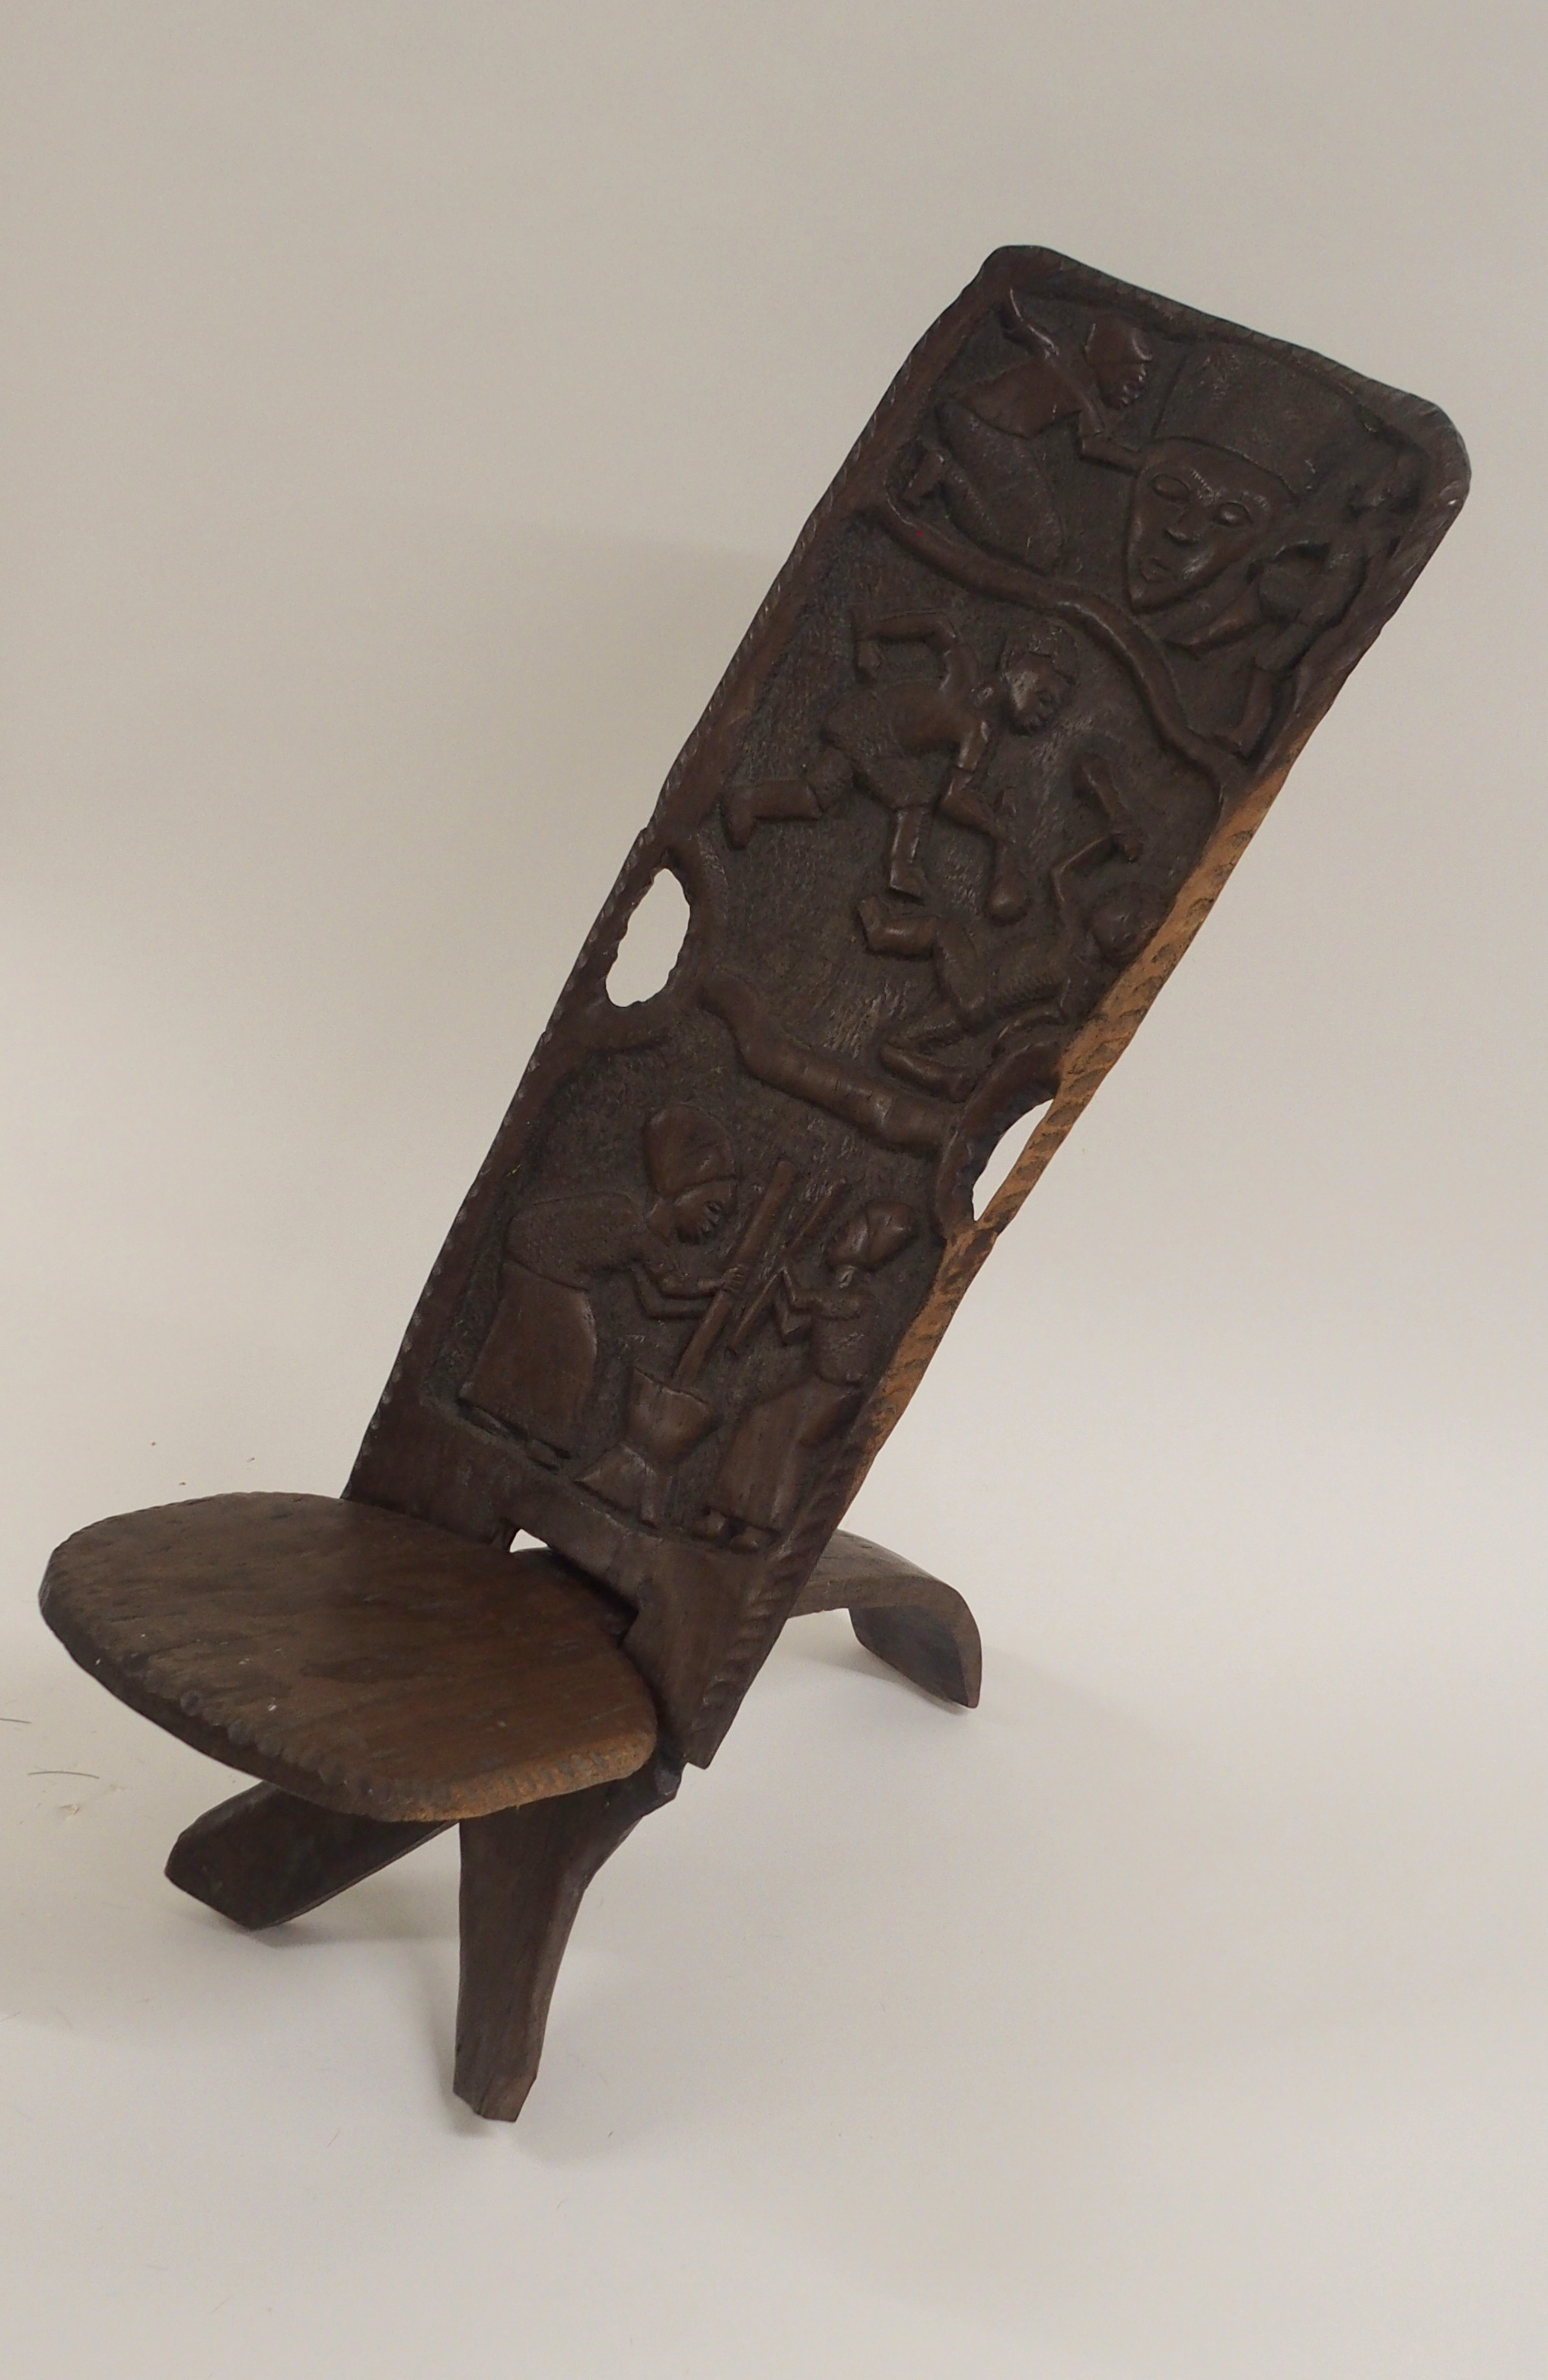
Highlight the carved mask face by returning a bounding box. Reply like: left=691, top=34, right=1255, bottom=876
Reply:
left=1125, top=439, right=1290, bottom=613
left=672, top=1179, right=734, bottom=1240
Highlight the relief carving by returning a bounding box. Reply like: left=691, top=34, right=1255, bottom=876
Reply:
left=856, top=750, right=1158, bottom=1105
left=905, top=301, right=1156, bottom=571
left=577, top=1158, right=798, bottom=1528
left=696, top=1200, right=916, bottom=1548
left=459, top=1106, right=741, bottom=1463
left=704, top=590, right=1186, bottom=1179
left=357, top=250, right=1464, bottom=1764
left=725, top=607, right=1078, bottom=920
left=890, top=298, right=1425, bottom=760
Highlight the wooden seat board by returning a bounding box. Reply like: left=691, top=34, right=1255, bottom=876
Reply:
left=40, top=1493, right=658, bottom=1822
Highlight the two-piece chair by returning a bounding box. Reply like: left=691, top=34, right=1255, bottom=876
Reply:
left=40, top=249, right=1466, bottom=2121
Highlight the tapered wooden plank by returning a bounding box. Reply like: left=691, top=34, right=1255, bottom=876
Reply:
left=165, top=1783, right=448, bottom=1929
left=454, top=1751, right=682, bottom=2121
left=795, top=1528, right=981, bottom=1705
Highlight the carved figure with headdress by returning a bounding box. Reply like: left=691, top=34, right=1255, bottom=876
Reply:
left=460, top=1106, right=740, bottom=1461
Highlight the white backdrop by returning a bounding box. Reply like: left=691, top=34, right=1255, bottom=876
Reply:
left=3, top=6, right=1545, bottom=2376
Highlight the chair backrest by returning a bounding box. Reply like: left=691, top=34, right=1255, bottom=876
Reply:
left=346, top=247, right=1467, bottom=1765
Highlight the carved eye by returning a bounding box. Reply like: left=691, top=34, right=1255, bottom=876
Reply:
left=1213, top=501, right=1252, bottom=527
left=1150, top=473, right=1190, bottom=502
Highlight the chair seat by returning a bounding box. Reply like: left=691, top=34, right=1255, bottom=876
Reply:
left=40, top=1492, right=658, bottom=1822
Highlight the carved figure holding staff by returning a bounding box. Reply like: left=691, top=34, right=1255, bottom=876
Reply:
left=697, top=1201, right=917, bottom=1550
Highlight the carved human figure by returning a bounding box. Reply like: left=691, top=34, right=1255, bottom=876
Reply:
left=905, top=304, right=1156, bottom=571
left=724, top=609, right=1077, bottom=922
left=696, top=1201, right=916, bottom=1547
left=857, top=753, right=1157, bottom=1104
left=1196, top=444, right=1424, bottom=754
left=1032, top=338, right=1419, bottom=753
left=459, top=1106, right=739, bottom=1461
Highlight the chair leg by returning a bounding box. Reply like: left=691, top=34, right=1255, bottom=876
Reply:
left=792, top=1528, right=983, bottom=1706
left=454, top=1750, right=682, bottom=2122
left=166, top=1782, right=446, bottom=1929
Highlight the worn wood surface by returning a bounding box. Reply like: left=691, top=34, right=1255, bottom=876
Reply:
left=42, top=1493, right=658, bottom=1821
left=38, top=250, right=1467, bottom=2127
left=455, top=1749, right=683, bottom=2121
left=158, top=1525, right=979, bottom=1950
left=798, top=1529, right=981, bottom=1705
left=346, top=247, right=1467, bottom=1767
left=166, top=1782, right=447, bottom=1929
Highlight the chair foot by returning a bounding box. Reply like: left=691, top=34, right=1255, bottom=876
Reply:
left=454, top=1750, right=682, bottom=2122
left=166, top=1783, right=446, bottom=1929
left=793, top=1529, right=982, bottom=1706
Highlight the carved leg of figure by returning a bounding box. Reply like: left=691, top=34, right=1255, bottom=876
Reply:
left=723, top=777, right=823, bottom=849
left=878, top=1040, right=982, bottom=1103
left=936, top=399, right=1066, bottom=575
left=725, top=747, right=851, bottom=850
left=938, top=779, right=1029, bottom=922
left=885, top=805, right=932, bottom=901
left=166, top=1782, right=446, bottom=1929
left=700, top=967, right=950, bottom=1157
left=454, top=1750, right=683, bottom=2122
left=856, top=893, right=941, bottom=957
left=792, top=1528, right=983, bottom=1707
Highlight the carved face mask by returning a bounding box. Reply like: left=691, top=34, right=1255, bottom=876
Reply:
left=1125, top=439, right=1291, bottom=613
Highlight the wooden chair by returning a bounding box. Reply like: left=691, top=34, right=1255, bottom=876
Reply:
left=40, top=250, right=1467, bottom=2122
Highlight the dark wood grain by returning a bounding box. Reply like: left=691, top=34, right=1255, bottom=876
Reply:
left=158, top=1527, right=977, bottom=1934
left=345, top=247, right=1467, bottom=1765
left=37, top=250, right=1468, bottom=2127
left=41, top=1494, right=657, bottom=1821
left=455, top=1750, right=682, bottom=2120
left=797, top=1529, right=981, bottom=1705
left=166, top=1783, right=447, bottom=1929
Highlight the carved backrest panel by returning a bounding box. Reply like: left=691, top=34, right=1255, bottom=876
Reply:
left=347, top=249, right=1467, bottom=1763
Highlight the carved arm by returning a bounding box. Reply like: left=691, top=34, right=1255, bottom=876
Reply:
left=852, top=608, right=966, bottom=679
left=629, top=1269, right=715, bottom=1321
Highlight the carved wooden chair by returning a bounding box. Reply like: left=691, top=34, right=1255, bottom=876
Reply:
left=40, top=250, right=1466, bottom=2122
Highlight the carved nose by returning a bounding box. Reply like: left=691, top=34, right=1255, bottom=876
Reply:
left=1164, top=517, right=1200, bottom=545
